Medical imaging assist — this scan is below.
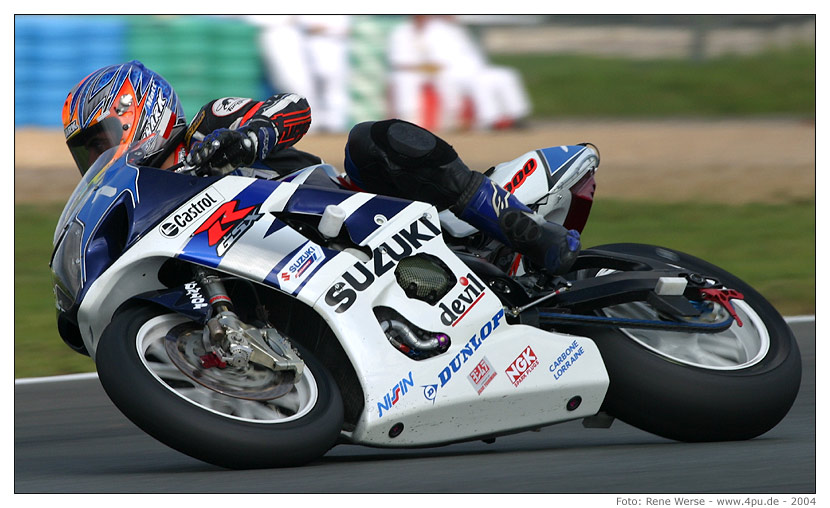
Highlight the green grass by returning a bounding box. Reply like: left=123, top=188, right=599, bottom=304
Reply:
left=15, top=203, right=95, bottom=378
left=580, top=199, right=815, bottom=317
left=14, top=200, right=814, bottom=379
left=493, top=46, right=816, bottom=118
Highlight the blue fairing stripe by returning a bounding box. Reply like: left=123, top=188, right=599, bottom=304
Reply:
left=283, top=186, right=354, bottom=214
left=263, top=216, right=288, bottom=238
left=345, top=195, right=412, bottom=244
left=538, top=146, right=585, bottom=187
left=178, top=179, right=277, bottom=267
left=281, top=186, right=411, bottom=245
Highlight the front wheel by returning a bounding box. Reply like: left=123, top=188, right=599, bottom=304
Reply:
left=565, top=243, right=802, bottom=442
left=95, top=304, right=344, bottom=469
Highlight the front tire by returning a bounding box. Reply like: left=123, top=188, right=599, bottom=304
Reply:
left=95, top=304, right=344, bottom=469
left=567, top=243, right=801, bottom=442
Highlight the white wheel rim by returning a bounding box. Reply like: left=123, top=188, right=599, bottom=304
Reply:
left=602, top=299, right=771, bottom=370
left=596, top=269, right=771, bottom=370
left=135, top=315, right=319, bottom=423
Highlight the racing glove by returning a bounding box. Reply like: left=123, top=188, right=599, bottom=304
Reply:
left=186, top=128, right=257, bottom=176
left=186, top=93, right=311, bottom=176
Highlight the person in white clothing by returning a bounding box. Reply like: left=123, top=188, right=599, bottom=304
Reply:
left=387, top=15, right=461, bottom=130
left=246, top=15, right=320, bottom=131
left=387, top=15, right=531, bottom=131
left=297, top=15, right=351, bottom=133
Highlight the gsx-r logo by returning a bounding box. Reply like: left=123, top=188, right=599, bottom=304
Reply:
left=193, top=200, right=263, bottom=257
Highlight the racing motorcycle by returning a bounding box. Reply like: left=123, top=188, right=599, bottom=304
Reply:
left=50, top=136, right=801, bottom=469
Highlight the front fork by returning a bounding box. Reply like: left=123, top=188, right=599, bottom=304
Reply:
left=193, top=267, right=304, bottom=382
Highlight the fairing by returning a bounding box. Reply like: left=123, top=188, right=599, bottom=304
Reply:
left=51, top=144, right=610, bottom=448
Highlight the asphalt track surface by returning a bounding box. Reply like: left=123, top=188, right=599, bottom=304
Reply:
left=14, top=319, right=815, bottom=494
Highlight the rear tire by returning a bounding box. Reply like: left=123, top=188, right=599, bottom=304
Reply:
left=566, top=243, right=801, bottom=442
left=95, top=304, right=344, bottom=469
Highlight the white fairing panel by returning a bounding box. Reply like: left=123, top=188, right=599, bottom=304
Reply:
left=487, top=146, right=598, bottom=224
left=309, top=202, right=609, bottom=446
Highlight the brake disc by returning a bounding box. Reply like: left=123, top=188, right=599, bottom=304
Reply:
left=164, top=323, right=295, bottom=401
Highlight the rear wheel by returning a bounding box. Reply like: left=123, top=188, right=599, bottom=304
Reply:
left=564, top=243, right=801, bottom=442
left=95, top=304, right=344, bottom=469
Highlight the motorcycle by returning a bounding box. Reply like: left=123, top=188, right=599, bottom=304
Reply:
left=50, top=136, right=801, bottom=469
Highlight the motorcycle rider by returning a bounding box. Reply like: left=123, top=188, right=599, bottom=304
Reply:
left=62, top=60, right=580, bottom=274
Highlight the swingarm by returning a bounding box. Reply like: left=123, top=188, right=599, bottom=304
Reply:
left=500, top=247, right=746, bottom=333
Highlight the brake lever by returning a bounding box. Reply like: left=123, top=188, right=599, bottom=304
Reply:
left=170, top=161, right=205, bottom=176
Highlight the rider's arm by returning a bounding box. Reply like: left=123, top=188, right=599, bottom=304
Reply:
left=185, top=93, right=312, bottom=160
left=184, top=94, right=313, bottom=175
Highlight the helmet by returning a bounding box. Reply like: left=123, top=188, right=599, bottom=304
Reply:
left=61, top=60, right=187, bottom=175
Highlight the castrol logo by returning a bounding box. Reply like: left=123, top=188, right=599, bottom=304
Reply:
left=159, top=190, right=223, bottom=238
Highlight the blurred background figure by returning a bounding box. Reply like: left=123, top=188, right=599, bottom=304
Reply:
left=387, top=15, right=531, bottom=131
left=246, top=15, right=319, bottom=131
left=296, top=15, right=351, bottom=133
left=13, top=14, right=815, bottom=136
left=387, top=15, right=455, bottom=130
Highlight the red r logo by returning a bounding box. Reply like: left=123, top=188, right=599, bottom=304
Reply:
left=193, top=201, right=257, bottom=246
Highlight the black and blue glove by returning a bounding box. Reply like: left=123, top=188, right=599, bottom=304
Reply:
left=186, top=128, right=257, bottom=176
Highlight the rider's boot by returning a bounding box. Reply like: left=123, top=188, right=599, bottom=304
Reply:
left=454, top=172, right=581, bottom=274
left=344, top=119, right=581, bottom=274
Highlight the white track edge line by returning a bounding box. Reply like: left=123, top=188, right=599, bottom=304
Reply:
left=783, top=314, right=817, bottom=323
left=15, top=371, right=99, bottom=385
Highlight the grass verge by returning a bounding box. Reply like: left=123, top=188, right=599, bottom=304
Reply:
left=580, top=199, right=815, bottom=317
left=493, top=47, right=816, bottom=118
left=15, top=203, right=95, bottom=378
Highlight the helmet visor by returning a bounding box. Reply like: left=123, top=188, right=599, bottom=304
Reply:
left=66, top=117, right=125, bottom=175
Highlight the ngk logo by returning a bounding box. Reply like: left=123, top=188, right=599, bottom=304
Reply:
left=505, top=345, right=539, bottom=387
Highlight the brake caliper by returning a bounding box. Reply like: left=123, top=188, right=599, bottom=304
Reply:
left=200, top=351, right=227, bottom=369
left=700, top=288, right=745, bottom=327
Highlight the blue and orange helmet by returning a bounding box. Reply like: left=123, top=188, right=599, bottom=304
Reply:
left=61, top=60, right=187, bottom=175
